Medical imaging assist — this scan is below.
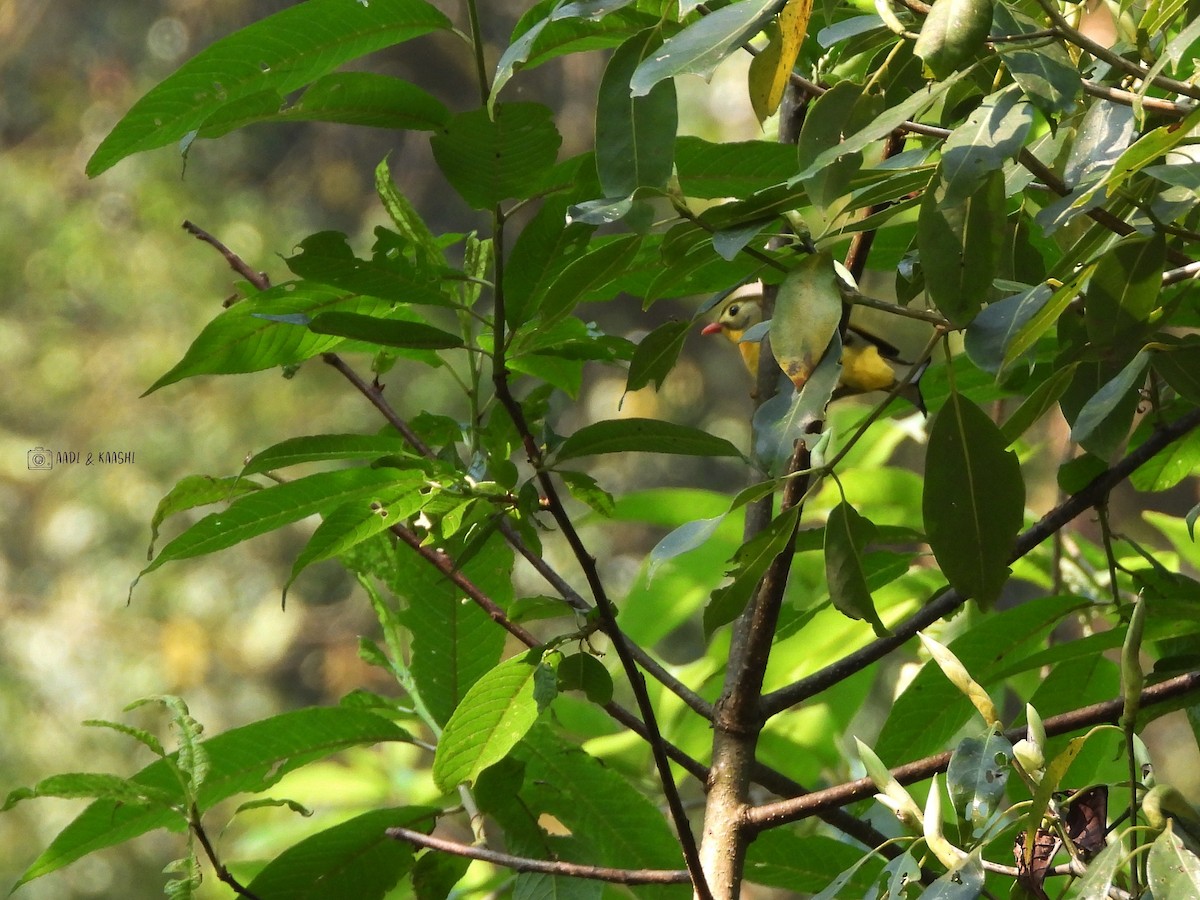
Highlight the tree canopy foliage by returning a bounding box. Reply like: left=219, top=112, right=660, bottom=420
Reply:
left=7, top=0, right=1200, bottom=897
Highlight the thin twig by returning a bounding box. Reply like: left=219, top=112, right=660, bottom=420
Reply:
left=182, top=221, right=270, bottom=292
left=386, top=827, right=692, bottom=883
left=190, top=805, right=264, bottom=900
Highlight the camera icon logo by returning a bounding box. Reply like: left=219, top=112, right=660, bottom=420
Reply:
left=27, top=447, right=53, bottom=470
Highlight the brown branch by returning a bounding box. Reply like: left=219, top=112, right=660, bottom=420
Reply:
left=386, top=827, right=692, bottom=883
left=190, top=805, right=264, bottom=900
left=1033, top=2, right=1200, bottom=103
left=759, top=406, right=1200, bottom=718
left=746, top=670, right=1200, bottom=829
left=182, top=221, right=270, bottom=292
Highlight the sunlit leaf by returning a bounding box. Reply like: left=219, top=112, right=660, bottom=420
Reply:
left=432, top=651, right=556, bottom=790
left=88, top=0, right=451, bottom=175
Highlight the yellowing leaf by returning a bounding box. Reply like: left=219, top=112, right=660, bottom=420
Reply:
left=747, top=0, right=813, bottom=122
left=771, top=251, right=843, bottom=390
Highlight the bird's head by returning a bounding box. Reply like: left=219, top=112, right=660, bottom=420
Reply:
left=700, top=295, right=764, bottom=342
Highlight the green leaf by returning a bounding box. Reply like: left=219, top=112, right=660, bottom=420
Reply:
left=876, top=596, right=1083, bottom=762
left=194, top=73, right=449, bottom=139
left=794, top=70, right=966, bottom=182
left=825, top=502, right=888, bottom=637
left=510, top=725, right=686, bottom=884
left=433, top=651, right=555, bottom=791
left=596, top=29, right=678, bottom=197
left=630, top=0, right=784, bottom=97
left=1084, top=234, right=1165, bottom=348
left=626, top=320, right=690, bottom=392
left=431, top=103, right=562, bottom=209
left=1130, top=420, right=1200, bottom=492
left=1002, top=264, right=1095, bottom=371
left=914, top=0, right=993, bottom=77
left=14, top=708, right=412, bottom=887
left=940, top=86, right=1034, bottom=205
left=1069, top=348, right=1151, bottom=446
left=555, top=418, right=743, bottom=461
left=1149, top=823, right=1200, bottom=898
left=135, top=468, right=408, bottom=591
left=674, top=136, right=799, bottom=198
left=503, top=197, right=593, bottom=326
left=992, top=2, right=1080, bottom=116
left=2, top=773, right=181, bottom=813
left=536, top=233, right=643, bottom=323
left=557, top=469, right=616, bottom=517
left=705, top=506, right=800, bottom=636
left=284, top=476, right=428, bottom=599
left=241, top=434, right=419, bottom=475
left=745, top=832, right=885, bottom=894
left=923, top=394, right=1024, bottom=608
left=405, top=529, right=512, bottom=726
left=284, top=231, right=453, bottom=307
left=556, top=653, right=614, bottom=705
left=145, top=284, right=409, bottom=393
left=87, top=0, right=451, bottom=175
left=147, top=475, right=262, bottom=558
left=307, top=312, right=464, bottom=350
left=946, top=733, right=1012, bottom=838
left=918, top=168, right=1005, bottom=328
left=246, top=807, right=434, bottom=900
left=375, top=159, right=444, bottom=265
left=1154, top=347, right=1200, bottom=405
left=999, top=364, right=1077, bottom=445
left=491, top=2, right=658, bottom=104
left=752, top=346, right=840, bottom=474
left=412, top=850, right=471, bottom=900
left=649, top=514, right=728, bottom=579
left=1069, top=831, right=1125, bottom=897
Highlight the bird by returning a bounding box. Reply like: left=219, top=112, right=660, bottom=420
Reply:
left=701, top=293, right=927, bottom=413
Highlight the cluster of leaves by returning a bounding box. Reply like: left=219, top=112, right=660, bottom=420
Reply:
left=6, top=0, right=1200, bottom=897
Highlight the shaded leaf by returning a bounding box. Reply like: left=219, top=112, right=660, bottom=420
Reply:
left=825, top=502, right=888, bottom=636
left=307, top=313, right=464, bottom=350
left=918, top=168, right=1005, bottom=328
left=923, top=395, right=1024, bottom=607
left=705, top=506, right=799, bottom=636
left=431, top=104, right=562, bottom=209
left=915, top=0, right=993, bottom=77
left=556, top=418, right=743, bottom=461
left=597, top=29, right=677, bottom=198
left=626, top=320, right=690, bottom=392
left=630, top=0, right=783, bottom=97
left=1069, top=348, right=1151, bottom=445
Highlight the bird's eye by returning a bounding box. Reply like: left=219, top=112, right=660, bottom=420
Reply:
left=728, top=304, right=740, bottom=316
